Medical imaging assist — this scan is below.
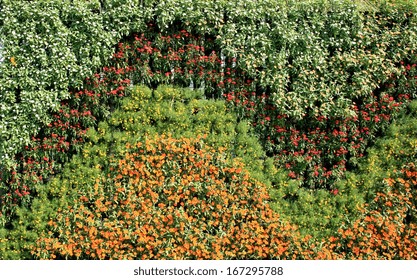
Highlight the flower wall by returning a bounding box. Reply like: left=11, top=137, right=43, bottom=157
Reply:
left=0, top=0, right=417, bottom=259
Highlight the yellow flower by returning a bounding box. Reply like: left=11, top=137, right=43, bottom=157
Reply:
left=10, top=56, right=17, bottom=66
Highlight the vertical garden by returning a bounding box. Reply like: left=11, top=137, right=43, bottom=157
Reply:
left=0, top=0, right=416, bottom=259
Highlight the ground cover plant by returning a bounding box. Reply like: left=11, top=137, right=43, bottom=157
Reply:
left=0, top=0, right=416, bottom=259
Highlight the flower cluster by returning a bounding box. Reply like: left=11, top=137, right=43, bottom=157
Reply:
left=33, top=135, right=297, bottom=260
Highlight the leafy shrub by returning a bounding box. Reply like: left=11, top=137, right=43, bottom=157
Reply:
left=3, top=96, right=417, bottom=259
left=0, top=84, right=279, bottom=259
left=0, top=60, right=127, bottom=226
left=267, top=100, right=417, bottom=243
left=244, top=1, right=416, bottom=189
left=0, top=0, right=145, bottom=225
left=106, top=85, right=268, bottom=178
left=2, top=0, right=417, bottom=260
left=2, top=2, right=417, bottom=222
left=339, top=100, right=417, bottom=202
left=269, top=173, right=364, bottom=239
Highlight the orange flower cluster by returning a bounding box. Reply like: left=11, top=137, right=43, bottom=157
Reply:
left=33, top=134, right=299, bottom=260
left=324, top=163, right=417, bottom=259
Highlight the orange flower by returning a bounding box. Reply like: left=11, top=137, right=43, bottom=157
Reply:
left=10, top=56, right=17, bottom=66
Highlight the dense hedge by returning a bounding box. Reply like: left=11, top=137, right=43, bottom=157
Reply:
left=83, top=0, right=417, bottom=190
left=0, top=0, right=150, bottom=222
left=271, top=100, right=417, bottom=241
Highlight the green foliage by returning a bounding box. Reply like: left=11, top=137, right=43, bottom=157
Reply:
left=2, top=0, right=416, bottom=169
left=340, top=100, right=417, bottom=200
left=94, top=85, right=270, bottom=182
left=0, top=197, right=53, bottom=259
left=269, top=171, right=364, bottom=239
left=2, top=0, right=416, bottom=189
left=269, top=100, right=417, bottom=239
left=0, top=0, right=147, bottom=166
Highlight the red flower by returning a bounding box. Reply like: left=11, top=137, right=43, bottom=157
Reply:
left=288, top=171, right=297, bottom=179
